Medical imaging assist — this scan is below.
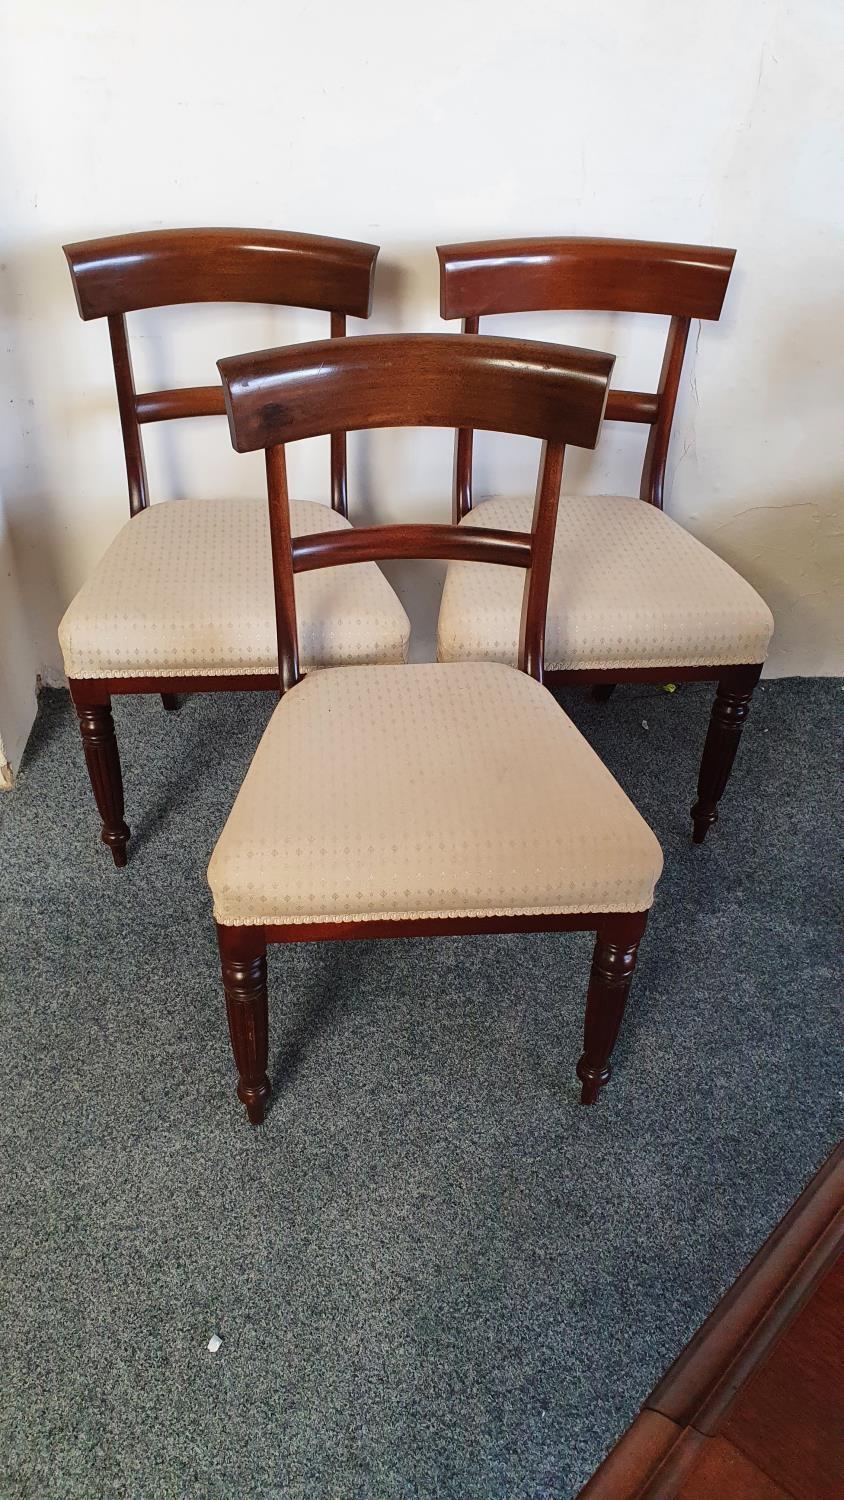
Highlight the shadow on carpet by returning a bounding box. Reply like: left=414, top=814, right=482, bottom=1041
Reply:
left=0, top=678, right=841, bottom=1499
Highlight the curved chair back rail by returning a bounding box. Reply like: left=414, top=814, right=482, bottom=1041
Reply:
left=217, top=332, right=615, bottom=691
left=436, top=236, right=736, bottom=514
left=218, top=332, right=613, bottom=450
left=63, top=227, right=379, bottom=517
left=64, top=227, right=378, bottom=320
left=437, top=237, right=735, bottom=321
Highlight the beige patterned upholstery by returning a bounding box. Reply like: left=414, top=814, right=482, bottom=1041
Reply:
left=59, top=497, right=410, bottom=679
left=437, top=495, right=774, bottom=671
left=208, top=662, right=663, bottom=927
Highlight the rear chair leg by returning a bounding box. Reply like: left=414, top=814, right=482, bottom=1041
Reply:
left=160, top=693, right=180, bottom=712
left=217, top=925, right=270, bottom=1125
left=590, top=683, right=616, bottom=703
left=71, top=688, right=130, bottom=867
left=691, top=664, right=762, bottom=844
left=577, top=913, right=647, bottom=1104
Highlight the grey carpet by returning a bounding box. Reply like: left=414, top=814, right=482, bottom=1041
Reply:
left=0, top=678, right=841, bottom=1500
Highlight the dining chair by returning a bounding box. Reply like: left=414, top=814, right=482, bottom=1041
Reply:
left=435, top=237, right=774, bottom=843
left=60, top=227, right=410, bottom=866
left=208, top=332, right=664, bottom=1125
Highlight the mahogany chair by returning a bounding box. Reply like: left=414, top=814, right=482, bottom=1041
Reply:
left=60, top=228, right=410, bottom=866
left=209, top=333, right=664, bottom=1125
left=435, top=238, right=774, bottom=843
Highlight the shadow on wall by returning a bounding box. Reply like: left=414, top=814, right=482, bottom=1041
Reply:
left=0, top=242, right=70, bottom=695
left=698, top=484, right=844, bottom=678
left=0, top=486, right=38, bottom=781
left=674, top=288, right=844, bottom=678
left=2, top=230, right=842, bottom=685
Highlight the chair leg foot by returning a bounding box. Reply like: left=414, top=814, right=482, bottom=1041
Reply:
left=690, top=665, right=762, bottom=844
left=578, top=1073, right=602, bottom=1105
left=691, top=807, right=717, bottom=845
left=73, top=691, right=130, bottom=866
left=160, top=693, right=180, bottom=712
left=590, top=683, right=616, bottom=703
left=243, top=1090, right=270, bottom=1126
left=217, top=925, right=270, bottom=1125
left=104, top=828, right=129, bottom=868
left=576, top=914, right=647, bottom=1104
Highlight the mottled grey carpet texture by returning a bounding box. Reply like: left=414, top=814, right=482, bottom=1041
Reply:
left=0, top=679, right=841, bottom=1499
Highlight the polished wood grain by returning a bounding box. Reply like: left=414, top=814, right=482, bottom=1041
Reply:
left=72, top=694, right=130, bottom=866
left=220, top=332, right=612, bottom=692
left=691, top=665, right=763, bottom=843
left=329, top=311, right=349, bottom=517
left=437, top=236, right=734, bottom=515
left=651, top=1145, right=844, bottom=1431
left=437, top=237, right=735, bottom=321
left=217, top=925, right=270, bottom=1127
left=607, top=390, right=660, bottom=425
left=436, top=235, right=757, bottom=844
left=218, top=332, right=614, bottom=452
left=222, top=334, right=612, bottom=690
left=69, top=674, right=281, bottom=702
left=264, top=445, right=300, bottom=696
left=70, top=662, right=746, bottom=699
left=65, top=226, right=378, bottom=320
left=579, top=1142, right=844, bottom=1498
left=674, top=1435, right=790, bottom=1498
left=65, top=227, right=378, bottom=521
left=453, top=314, right=480, bottom=521
left=519, top=439, right=565, bottom=682
left=107, top=313, right=149, bottom=516
left=135, top=386, right=226, bottom=423
left=453, top=383, right=660, bottom=518
left=63, top=226, right=379, bottom=863
left=718, top=1253, right=844, bottom=1499
left=257, top=910, right=650, bottom=945
left=577, top=916, right=647, bottom=1104
left=218, top=912, right=649, bottom=1126
left=640, top=313, right=691, bottom=509
left=292, top=523, right=533, bottom=573
left=214, top=333, right=650, bottom=1124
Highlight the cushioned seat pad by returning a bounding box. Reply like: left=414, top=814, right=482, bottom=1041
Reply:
left=437, top=494, right=774, bottom=671
left=59, top=497, right=410, bottom=679
left=208, top=662, right=663, bottom=927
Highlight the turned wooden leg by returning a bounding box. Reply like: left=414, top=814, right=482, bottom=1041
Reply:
left=590, top=683, right=616, bottom=703
left=577, top=913, right=647, bottom=1104
left=217, top=924, right=270, bottom=1125
left=160, top=693, right=180, bottom=712
left=691, top=664, right=762, bottom=844
left=71, top=686, right=130, bottom=867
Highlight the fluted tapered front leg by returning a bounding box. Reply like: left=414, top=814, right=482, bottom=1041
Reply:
left=577, top=913, right=647, bottom=1104
left=691, top=664, right=762, bottom=844
left=217, top=925, right=270, bottom=1125
left=72, top=689, right=130, bottom=867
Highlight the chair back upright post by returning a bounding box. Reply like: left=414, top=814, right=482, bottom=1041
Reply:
left=217, top=333, right=615, bottom=695
left=63, top=227, right=379, bottom=518
left=437, top=237, right=735, bottom=516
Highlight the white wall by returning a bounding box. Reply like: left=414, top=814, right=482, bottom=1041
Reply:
left=0, top=0, right=842, bottom=683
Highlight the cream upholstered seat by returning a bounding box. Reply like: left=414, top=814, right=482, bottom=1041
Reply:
left=208, top=661, right=663, bottom=928
left=437, top=494, right=774, bottom=671
left=59, top=496, right=411, bottom=680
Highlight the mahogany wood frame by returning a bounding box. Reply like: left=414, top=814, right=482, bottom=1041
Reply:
left=63, top=227, right=378, bottom=865
left=437, top=236, right=761, bottom=843
left=214, top=333, right=655, bottom=1124
left=579, top=1139, right=844, bottom=1497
